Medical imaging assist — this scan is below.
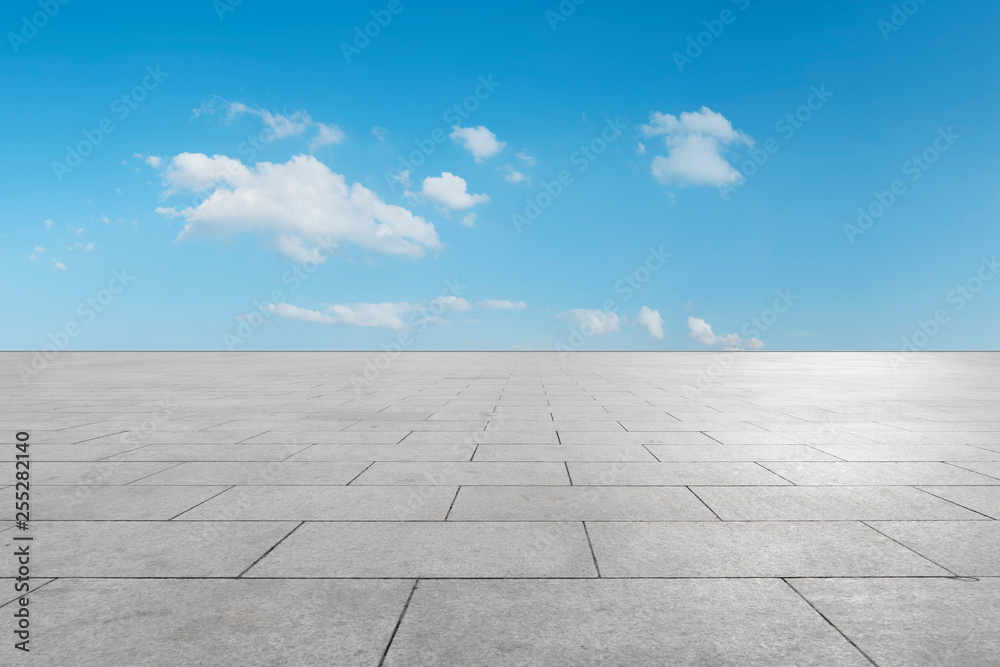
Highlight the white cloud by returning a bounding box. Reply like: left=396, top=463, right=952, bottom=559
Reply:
left=154, top=153, right=441, bottom=261
left=371, top=126, right=388, bottom=141
left=640, top=107, right=751, bottom=187
left=516, top=150, right=536, bottom=166
left=460, top=213, right=477, bottom=227
left=69, top=225, right=84, bottom=236
left=634, top=306, right=664, bottom=339
left=134, top=153, right=163, bottom=168
left=66, top=242, right=95, bottom=252
left=687, top=316, right=763, bottom=351
left=433, top=296, right=473, bottom=312
left=450, top=125, right=506, bottom=162
left=635, top=142, right=646, bottom=155
left=43, top=218, right=52, bottom=229
left=195, top=97, right=345, bottom=150
left=309, top=123, right=347, bottom=150
left=29, top=246, right=45, bottom=261
left=52, top=259, right=67, bottom=271
left=478, top=299, right=527, bottom=310
left=421, top=172, right=489, bottom=210
left=557, top=309, right=621, bottom=335
left=266, top=302, right=336, bottom=324
left=272, top=234, right=328, bottom=264
left=502, top=164, right=529, bottom=184
left=267, top=301, right=436, bottom=332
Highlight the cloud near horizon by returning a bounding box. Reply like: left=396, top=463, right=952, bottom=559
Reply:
left=154, top=153, right=441, bottom=262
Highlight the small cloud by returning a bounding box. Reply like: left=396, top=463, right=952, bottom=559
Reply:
left=69, top=225, right=84, bottom=236
left=309, top=123, right=347, bottom=151
left=134, top=153, right=164, bottom=168
left=640, top=107, right=751, bottom=187
left=66, top=242, right=95, bottom=251
left=421, top=172, right=489, bottom=210
left=635, top=142, right=646, bottom=155
left=502, top=164, right=530, bottom=184
left=633, top=306, right=665, bottom=339
left=516, top=150, right=536, bottom=166
left=478, top=299, right=527, bottom=310
left=433, top=295, right=473, bottom=312
left=29, top=246, right=45, bottom=261
left=271, top=235, right=329, bottom=264
left=101, top=214, right=110, bottom=224
left=52, top=259, right=68, bottom=271
left=687, top=316, right=763, bottom=351
left=450, top=125, right=506, bottom=162
left=557, top=309, right=621, bottom=335
left=581, top=112, right=589, bottom=124
left=371, top=126, right=388, bottom=141
left=683, top=300, right=693, bottom=311
left=44, top=219, right=53, bottom=229
left=460, top=213, right=477, bottom=227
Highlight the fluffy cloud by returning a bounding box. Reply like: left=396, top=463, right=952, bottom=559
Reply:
left=52, top=259, right=67, bottom=271
left=154, top=153, right=441, bottom=261
left=687, top=316, right=763, bottom=351
left=265, top=299, right=465, bottom=332
left=450, top=125, right=506, bottom=162
left=478, top=299, right=527, bottom=310
left=433, top=296, right=473, bottom=312
left=309, top=123, right=347, bottom=150
left=195, top=97, right=345, bottom=149
left=516, top=150, right=535, bottom=166
left=421, top=172, right=489, bottom=210
left=634, top=306, right=664, bottom=339
left=640, top=107, right=750, bottom=187
left=503, top=164, right=529, bottom=184
left=459, top=213, right=477, bottom=227
left=557, top=309, right=621, bottom=335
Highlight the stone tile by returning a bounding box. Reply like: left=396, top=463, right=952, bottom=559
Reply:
left=759, top=462, right=1000, bottom=485
left=559, top=431, right=718, bottom=445
left=347, top=420, right=488, bottom=431
left=22, top=485, right=228, bottom=520
left=383, top=579, right=871, bottom=666
left=791, top=578, right=1000, bottom=667
left=447, top=486, right=717, bottom=521
left=706, top=432, right=876, bottom=445
left=0, top=444, right=143, bottom=462
left=917, top=485, right=1000, bottom=518
left=242, top=430, right=411, bottom=444
left=401, top=431, right=560, bottom=444
left=352, top=462, right=569, bottom=485
left=646, top=445, right=840, bottom=461
left=812, top=444, right=1000, bottom=461
left=246, top=522, right=597, bottom=578
left=284, top=443, right=475, bottom=461
left=868, top=521, right=1000, bottom=576
left=588, top=522, right=947, bottom=577
left=83, top=430, right=267, bottom=445
left=130, top=461, right=370, bottom=485
left=16, top=461, right=176, bottom=485
left=473, top=444, right=656, bottom=461
left=6, top=521, right=296, bottom=577
left=693, top=486, right=987, bottom=521
left=103, top=443, right=309, bottom=461
left=946, top=460, right=1000, bottom=479
left=861, top=431, right=1000, bottom=446
left=4, top=578, right=412, bottom=666
left=567, top=462, right=789, bottom=486
left=179, top=485, right=456, bottom=521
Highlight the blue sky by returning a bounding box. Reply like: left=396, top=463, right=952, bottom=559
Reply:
left=2, top=0, right=998, bottom=351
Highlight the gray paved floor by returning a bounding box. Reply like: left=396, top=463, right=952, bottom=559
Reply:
left=3, top=351, right=999, bottom=665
